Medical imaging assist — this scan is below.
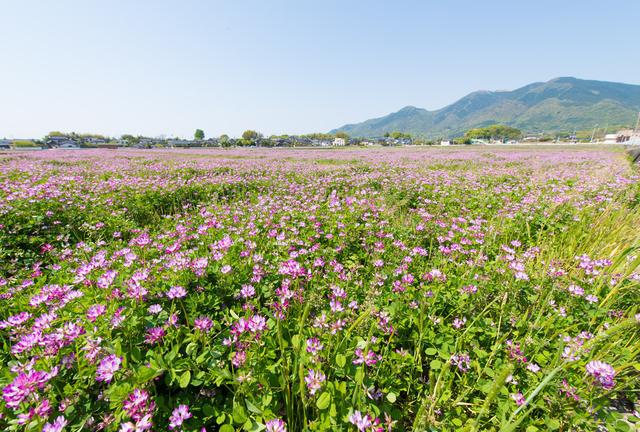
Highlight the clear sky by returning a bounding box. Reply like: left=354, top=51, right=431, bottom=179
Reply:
left=2, top=0, right=639, bottom=139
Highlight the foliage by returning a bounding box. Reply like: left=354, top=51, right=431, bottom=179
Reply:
left=464, top=125, right=522, bottom=141
left=0, top=147, right=638, bottom=431
left=194, top=129, right=205, bottom=141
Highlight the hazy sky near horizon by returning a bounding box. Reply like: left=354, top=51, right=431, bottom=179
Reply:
left=2, top=0, right=639, bottom=138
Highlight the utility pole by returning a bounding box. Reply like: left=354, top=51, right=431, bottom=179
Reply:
left=635, top=112, right=640, bottom=133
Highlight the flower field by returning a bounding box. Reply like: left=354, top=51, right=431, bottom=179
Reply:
left=0, top=147, right=639, bottom=432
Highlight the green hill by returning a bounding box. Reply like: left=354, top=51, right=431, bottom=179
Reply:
left=330, top=77, right=640, bottom=137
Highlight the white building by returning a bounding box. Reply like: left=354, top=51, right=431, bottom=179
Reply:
left=333, top=137, right=346, bottom=146
left=440, top=140, right=451, bottom=146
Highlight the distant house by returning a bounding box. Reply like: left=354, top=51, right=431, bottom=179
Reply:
left=333, top=137, right=346, bottom=146
left=168, top=139, right=203, bottom=148
left=440, top=140, right=451, bottom=146
left=522, top=136, right=540, bottom=142
left=0, top=139, right=11, bottom=149
left=46, top=136, right=80, bottom=148
left=85, top=137, right=107, bottom=145
left=604, top=129, right=635, bottom=144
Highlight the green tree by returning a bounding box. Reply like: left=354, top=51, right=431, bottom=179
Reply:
left=194, top=129, right=205, bottom=140
left=219, top=134, right=231, bottom=147
left=242, top=130, right=260, bottom=141
left=335, top=132, right=349, bottom=140
left=464, top=125, right=522, bottom=141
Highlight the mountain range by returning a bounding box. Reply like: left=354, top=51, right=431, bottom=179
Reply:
left=330, top=77, right=640, bottom=138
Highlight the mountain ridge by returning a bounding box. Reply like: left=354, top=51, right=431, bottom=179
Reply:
left=330, top=77, right=640, bottom=137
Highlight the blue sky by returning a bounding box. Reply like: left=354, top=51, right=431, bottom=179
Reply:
left=1, top=0, right=639, bottom=138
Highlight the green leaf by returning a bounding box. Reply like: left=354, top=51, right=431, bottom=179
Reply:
left=386, top=392, right=397, bottom=403
left=316, top=392, right=331, bottom=410
left=430, top=359, right=442, bottom=370
left=425, top=348, right=437, bottom=356
left=179, top=370, right=191, bottom=388
left=245, top=399, right=262, bottom=414
left=185, top=342, right=198, bottom=356
left=336, top=354, right=346, bottom=368
left=219, top=424, right=235, bottom=432
left=233, top=403, right=247, bottom=424
left=136, top=365, right=163, bottom=383
left=355, top=367, right=364, bottom=384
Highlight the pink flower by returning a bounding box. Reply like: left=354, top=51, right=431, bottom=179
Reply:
left=43, top=415, right=67, bottom=432
left=511, top=392, right=526, bottom=406
left=586, top=360, right=616, bottom=389
left=349, top=411, right=373, bottom=431
left=87, top=304, right=106, bottom=322
left=304, top=369, right=326, bottom=395
left=265, top=418, right=287, bottom=432
left=306, top=338, right=323, bottom=356
left=169, top=404, right=192, bottom=430
left=194, top=316, right=213, bottom=332
left=145, top=327, right=165, bottom=344
left=167, top=286, right=187, bottom=299
left=96, top=354, right=122, bottom=383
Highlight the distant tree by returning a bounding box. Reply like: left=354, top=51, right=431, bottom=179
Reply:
left=464, top=125, right=522, bottom=141
left=390, top=131, right=411, bottom=139
left=194, top=129, right=205, bottom=140
left=242, top=130, right=260, bottom=141
left=120, top=134, right=140, bottom=145
left=219, top=134, right=231, bottom=147
left=335, top=132, right=349, bottom=140
left=48, top=131, right=65, bottom=137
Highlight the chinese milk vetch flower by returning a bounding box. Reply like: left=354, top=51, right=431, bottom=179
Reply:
left=304, top=369, right=326, bottom=395
left=265, top=418, right=287, bottom=432
left=96, top=354, right=122, bottom=383
left=166, top=286, right=187, bottom=299
left=585, top=360, right=616, bottom=389
left=169, top=404, right=192, bottom=430
left=2, top=368, right=57, bottom=409
left=306, top=337, right=323, bottom=356
left=194, top=316, right=213, bottom=332
left=43, top=415, right=67, bottom=432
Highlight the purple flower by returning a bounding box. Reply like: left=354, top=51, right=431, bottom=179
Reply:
left=349, top=411, right=373, bottom=431
left=450, top=353, right=470, bottom=372
left=145, top=327, right=165, bottom=344
left=304, top=369, right=326, bottom=395
left=96, top=354, right=122, bottom=383
left=511, top=392, right=526, bottom=406
left=240, top=284, right=256, bottom=298
left=168, top=404, right=192, bottom=430
left=87, top=304, right=106, bottom=322
left=123, top=388, right=156, bottom=423
left=43, top=415, right=67, bottom=432
left=148, top=304, right=163, bottom=314
left=306, top=337, right=323, bottom=356
left=352, top=348, right=381, bottom=366
left=452, top=317, right=466, bottom=329
left=2, top=368, right=55, bottom=409
left=586, top=360, right=616, bottom=389
left=167, top=286, right=187, bottom=299
left=265, top=418, right=287, bottom=432
left=194, top=316, right=213, bottom=332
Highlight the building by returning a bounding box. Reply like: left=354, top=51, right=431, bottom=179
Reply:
left=440, top=140, right=451, bottom=146
left=46, top=136, right=79, bottom=148
left=603, top=129, right=637, bottom=144
left=332, top=137, right=346, bottom=146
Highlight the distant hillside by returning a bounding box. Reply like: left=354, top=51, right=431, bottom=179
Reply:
left=330, top=77, right=640, bottom=137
